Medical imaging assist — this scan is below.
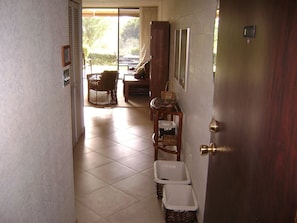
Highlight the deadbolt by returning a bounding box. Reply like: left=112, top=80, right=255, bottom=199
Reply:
left=200, top=143, right=217, bottom=155
left=209, top=118, right=220, bottom=133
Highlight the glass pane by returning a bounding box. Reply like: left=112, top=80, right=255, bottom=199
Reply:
left=119, top=9, right=140, bottom=75
left=82, top=8, right=118, bottom=74
left=82, top=8, right=140, bottom=79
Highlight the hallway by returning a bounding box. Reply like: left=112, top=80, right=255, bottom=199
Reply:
left=73, top=104, right=175, bottom=222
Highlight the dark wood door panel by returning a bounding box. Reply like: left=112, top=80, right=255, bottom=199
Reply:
left=204, top=0, right=297, bottom=222
left=256, top=2, right=297, bottom=221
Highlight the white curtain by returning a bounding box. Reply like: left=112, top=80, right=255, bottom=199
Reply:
left=139, top=7, right=158, bottom=65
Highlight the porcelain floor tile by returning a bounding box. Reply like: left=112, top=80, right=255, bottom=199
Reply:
left=93, top=143, right=139, bottom=161
left=106, top=130, right=138, bottom=144
left=75, top=104, right=167, bottom=222
left=75, top=171, right=107, bottom=195
left=87, top=162, right=137, bottom=184
left=75, top=201, right=103, bottom=223
left=117, top=152, right=153, bottom=172
left=81, top=137, right=117, bottom=151
left=119, top=137, right=153, bottom=151
left=113, top=173, right=155, bottom=200
left=76, top=186, right=138, bottom=218
left=77, top=151, right=113, bottom=170
left=106, top=195, right=165, bottom=223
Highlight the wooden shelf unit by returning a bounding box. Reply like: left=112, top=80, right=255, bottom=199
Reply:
left=149, top=21, right=170, bottom=100
left=150, top=98, right=183, bottom=161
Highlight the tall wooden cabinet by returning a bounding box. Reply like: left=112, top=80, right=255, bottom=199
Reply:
left=149, top=21, right=170, bottom=99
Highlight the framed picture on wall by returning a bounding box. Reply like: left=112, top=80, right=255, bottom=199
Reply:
left=174, top=29, right=181, bottom=80
left=62, top=45, right=71, bottom=67
left=179, top=28, right=190, bottom=90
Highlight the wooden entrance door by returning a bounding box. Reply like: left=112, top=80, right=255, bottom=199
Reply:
left=203, top=0, right=297, bottom=222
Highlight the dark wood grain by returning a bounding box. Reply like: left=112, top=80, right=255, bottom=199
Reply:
left=149, top=21, right=170, bottom=99
left=204, top=0, right=297, bottom=222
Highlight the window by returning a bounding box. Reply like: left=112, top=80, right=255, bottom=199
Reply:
left=82, top=8, right=140, bottom=78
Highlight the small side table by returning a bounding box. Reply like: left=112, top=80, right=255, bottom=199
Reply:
left=150, top=97, right=183, bottom=161
left=123, top=75, right=149, bottom=102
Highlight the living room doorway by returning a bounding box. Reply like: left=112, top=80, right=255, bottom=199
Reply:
left=81, top=7, right=158, bottom=108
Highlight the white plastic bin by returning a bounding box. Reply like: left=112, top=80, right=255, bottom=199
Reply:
left=154, top=160, right=191, bottom=199
left=162, top=184, right=198, bottom=223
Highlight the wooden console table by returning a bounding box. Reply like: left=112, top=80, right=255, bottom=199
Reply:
left=150, top=97, right=183, bottom=161
left=123, top=75, right=149, bottom=102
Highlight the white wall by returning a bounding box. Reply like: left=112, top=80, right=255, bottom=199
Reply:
left=161, top=1, right=217, bottom=222
left=0, top=0, right=75, bottom=222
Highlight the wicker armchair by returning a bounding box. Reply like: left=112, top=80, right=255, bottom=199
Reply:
left=87, top=71, right=119, bottom=104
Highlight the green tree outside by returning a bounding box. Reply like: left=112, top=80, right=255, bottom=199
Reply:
left=82, top=17, right=107, bottom=58
left=82, top=15, right=140, bottom=66
left=121, top=18, right=139, bottom=41
left=120, top=18, right=140, bottom=56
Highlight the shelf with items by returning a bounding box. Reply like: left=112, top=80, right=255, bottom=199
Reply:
left=150, top=97, right=183, bottom=161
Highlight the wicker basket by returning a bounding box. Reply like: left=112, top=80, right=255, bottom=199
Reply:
left=162, top=135, right=177, bottom=146
left=164, top=208, right=197, bottom=223
left=156, top=182, right=164, bottom=199
left=162, top=184, right=198, bottom=223
left=161, top=90, right=176, bottom=101
left=154, top=161, right=191, bottom=199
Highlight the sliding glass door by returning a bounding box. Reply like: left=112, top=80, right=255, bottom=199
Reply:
left=82, top=8, right=140, bottom=78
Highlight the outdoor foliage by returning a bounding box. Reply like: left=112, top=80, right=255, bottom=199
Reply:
left=120, top=18, right=139, bottom=41
left=83, top=15, right=140, bottom=66
left=120, top=18, right=139, bottom=56
left=88, top=53, right=117, bottom=65
left=83, top=17, right=107, bottom=58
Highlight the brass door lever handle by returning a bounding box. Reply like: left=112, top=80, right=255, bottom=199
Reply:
left=200, top=143, right=217, bottom=155
left=200, top=143, right=232, bottom=155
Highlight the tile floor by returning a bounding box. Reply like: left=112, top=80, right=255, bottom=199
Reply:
left=73, top=96, right=176, bottom=223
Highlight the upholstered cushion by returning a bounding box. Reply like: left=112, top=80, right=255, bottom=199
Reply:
left=134, top=65, right=146, bottom=79
left=134, top=61, right=150, bottom=79
left=144, top=61, right=150, bottom=79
